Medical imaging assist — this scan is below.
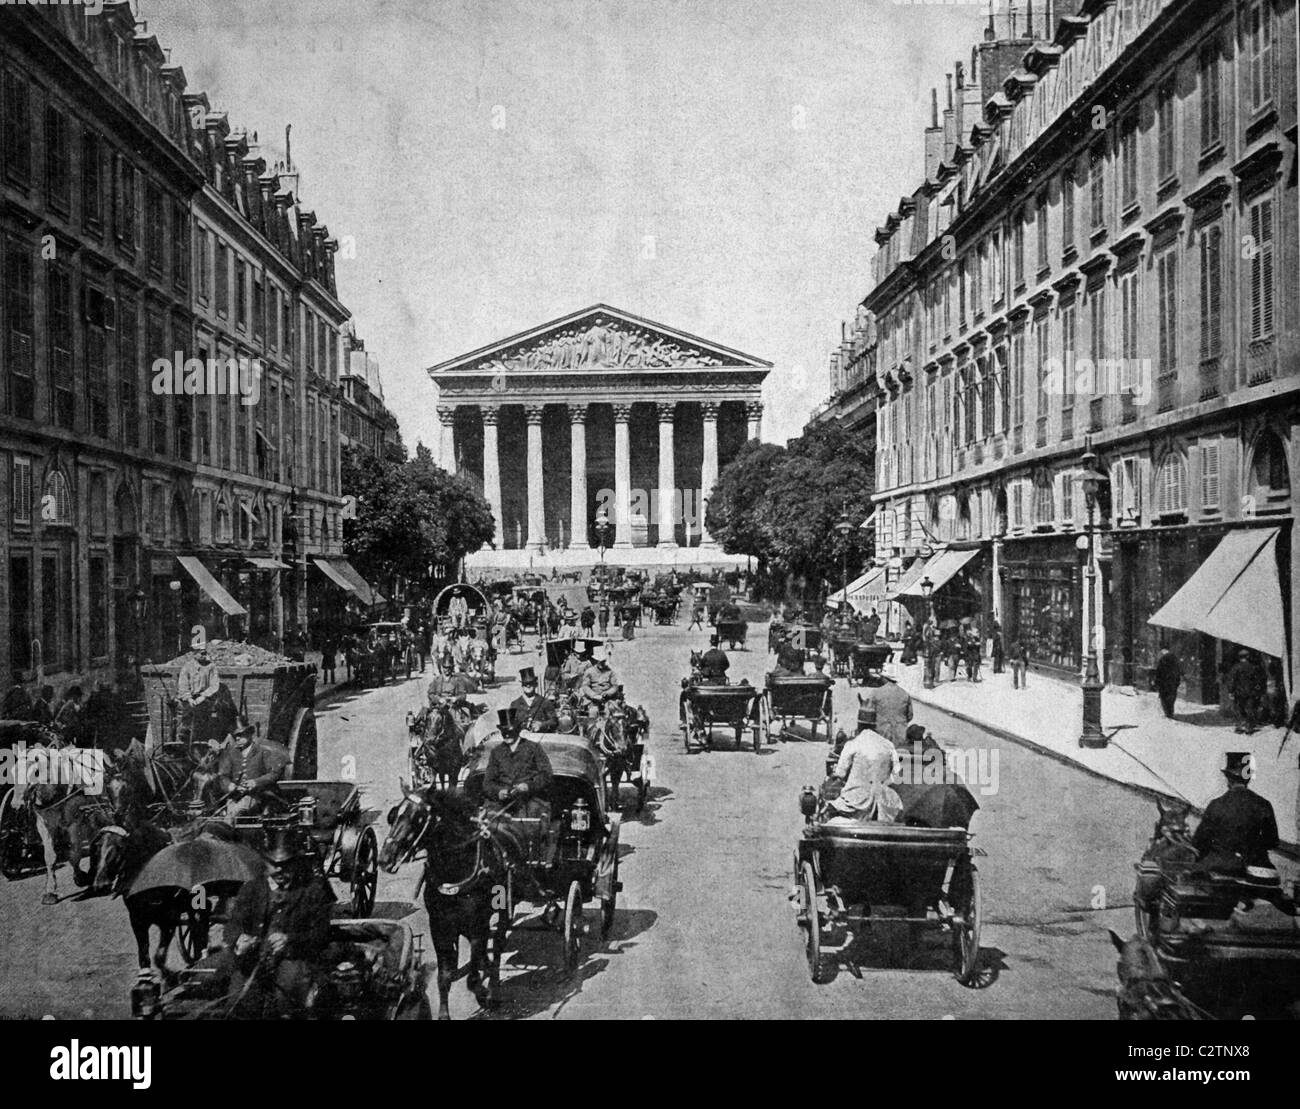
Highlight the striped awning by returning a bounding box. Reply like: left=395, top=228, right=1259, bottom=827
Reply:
left=887, top=555, right=932, bottom=600
left=899, top=548, right=980, bottom=597
left=176, top=556, right=247, bottom=617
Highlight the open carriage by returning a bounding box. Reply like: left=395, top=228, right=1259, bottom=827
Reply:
left=764, top=675, right=834, bottom=743
left=463, top=736, right=622, bottom=975
left=795, top=779, right=983, bottom=986
left=132, top=917, right=430, bottom=1021
left=680, top=681, right=766, bottom=753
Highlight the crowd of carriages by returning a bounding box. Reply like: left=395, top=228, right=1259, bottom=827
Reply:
left=0, top=679, right=134, bottom=753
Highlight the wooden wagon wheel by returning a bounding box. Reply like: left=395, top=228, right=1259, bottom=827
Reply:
left=176, top=902, right=211, bottom=965
left=600, top=856, right=619, bottom=940
left=953, top=863, right=982, bottom=986
left=799, top=860, right=823, bottom=984
left=349, top=826, right=379, bottom=918
left=562, top=879, right=585, bottom=974
left=288, top=707, right=318, bottom=779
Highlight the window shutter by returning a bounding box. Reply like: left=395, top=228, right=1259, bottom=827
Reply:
left=12, top=458, right=31, bottom=524
left=1201, top=441, right=1220, bottom=509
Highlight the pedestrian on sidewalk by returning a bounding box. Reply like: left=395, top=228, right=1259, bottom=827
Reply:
left=320, top=639, right=337, bottom=686
left=922, top=618, right=940, bottom=689
left=990, top=621, right=1005, bottom=674
left=1153, top=646, right=1182, bottom=719
left=963, top=624, right=982, bottom=682
left=1011, top=636, right=1030, bottom=689
left=1227, top=649, right=1266, bottom=735
left=945, top=629, right=961, bottom=682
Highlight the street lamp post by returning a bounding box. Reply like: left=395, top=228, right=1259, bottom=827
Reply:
left=168, top=579, right=183, bottom=658
left=834, top=502, right=852, bottom=615
left=1079, top=446, right=1108, bottom=748
left=921, top=576, right=935, bottom=689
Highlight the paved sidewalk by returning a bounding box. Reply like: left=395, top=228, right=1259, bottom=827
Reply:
left=880, top=653, right=1300, bottom=851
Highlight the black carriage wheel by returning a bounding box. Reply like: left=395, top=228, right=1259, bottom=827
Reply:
left=800, top=861, right=822, bottom=984
left=350, top=827, right=379, bottom=918
left=176, top=904, right=211, bottom=965
left=953, top=865, right=982, bottom=986
left=600, top=859, right=618, bottom=941
left=289, top=707, right=318, bottom=779
left=562, top=879, right=585, bottom=974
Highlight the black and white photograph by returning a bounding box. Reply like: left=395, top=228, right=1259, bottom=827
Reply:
left=0, top=0, right=1297, bottom=1066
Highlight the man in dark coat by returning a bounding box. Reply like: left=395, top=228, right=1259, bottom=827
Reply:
left=774, top=633, right=806, bottom=676
left=1153, top=647, right=1182, bottom=719
left=699, top=635, right=730, bottom=684
left=989, top=621, right=1005, bottom=674
left=483, top=709, right=554, bottom=818
left=218, top=719, right=290, bottom=815
left=509, top=668, right=559, bottom=733
left=1227, top=650, right=1266, bottom=734
left=1192, top=752, right=1278, bottom=871
left=225, top=827, right=334, bottom=1017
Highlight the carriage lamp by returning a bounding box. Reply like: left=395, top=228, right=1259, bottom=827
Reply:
left=570, top=797, right=591, bottom=832
left=298, top=796, right=317, bottom=827
left=1079, top=446, right=1109, bottom=749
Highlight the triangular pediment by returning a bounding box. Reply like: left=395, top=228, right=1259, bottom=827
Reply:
left=428, top=304, right=771, bottom=376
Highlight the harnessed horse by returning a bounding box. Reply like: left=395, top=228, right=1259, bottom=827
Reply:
left=379, top=784, right=526, bottom=1019
left=409, top=700, right=477, bottom=791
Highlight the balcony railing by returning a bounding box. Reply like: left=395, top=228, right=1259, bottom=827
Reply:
left=1199, top=356, right=1221, bottom=401
left=1247, top=339, right=1276, bottom=385
left=1157, top=371, right=1177, bottom=413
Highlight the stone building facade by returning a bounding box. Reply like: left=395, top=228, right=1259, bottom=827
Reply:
left=825, top=0, right=1299, bottom=701
left=430, top=304, right=769, bottom=570
left=0, top=3, right=360, bottom=689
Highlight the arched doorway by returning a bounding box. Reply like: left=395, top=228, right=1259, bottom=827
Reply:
left=1248, top=429, right=1291, bottom=516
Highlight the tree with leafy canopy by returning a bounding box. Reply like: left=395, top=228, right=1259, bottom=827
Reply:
left=707, top=422, right=874, bottom=600
left=341, top=442, right=494, bottom=595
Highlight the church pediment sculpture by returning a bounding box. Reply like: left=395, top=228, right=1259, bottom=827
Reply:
left=482, top=319, right=727, bottom=375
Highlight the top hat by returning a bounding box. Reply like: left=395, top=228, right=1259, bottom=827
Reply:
left=591, top=645, right=607, bottom=662
left=262, top=821, right=304, bottom=865
left=1223, top=752, right=1253, bottom=781
left=497, top=707, right=517, bottom=734
left=233, top=717, right=256, bottom=739
left=519, top=667, right=537, bottom=686
left=709, top=635, right=719, bottom=646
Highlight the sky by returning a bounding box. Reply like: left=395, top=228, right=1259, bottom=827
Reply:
left=142, top=0, right=992, bottom=448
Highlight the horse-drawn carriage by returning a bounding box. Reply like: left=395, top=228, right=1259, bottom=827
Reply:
left=715, top=615, right=748, bottom=650
left=1131, top=807, right=1300, bottom=1018
left=231, top=788, right=381, bottom=919
left=132, top=917, right=430, bottom=1020
left=764, top=675, right=834, bottom=743
left=138, top=655, right=319, bottom=780
left=794, top=783, right=983, bottom=986
left=680, top=681, right=766, bottom=753
left=465, top=735, right=623, bottom=976
left=850, top=643, right=894, bottom=684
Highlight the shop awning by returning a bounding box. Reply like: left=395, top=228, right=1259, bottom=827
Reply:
left=313, top=557, right=359, bottom=596
left=900, top=548, right=980, bottom=597
left=1149, top=528, right=1285, bottom=660
left=247, top=557, right=290, bottom=570
left=887, top=555, right=932, bottom=600
left=829, top=567, right=885, bottom=612
left=176, top=555, right=247, bottom=617
left=320, top=557, right=385, bottom=607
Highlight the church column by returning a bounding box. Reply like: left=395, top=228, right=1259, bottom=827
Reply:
left=656, top=402, right=677, bottom=548
left=525, top=404, right=546, bottom=553
left=746, top=400, right=764, bottom=441
left=700, top=401, right=720, bottom=548
left=437, top=406, right=456, bottom=474
left=613, top=404, right=633, bottom=549
left=481, top=405, right=503, bottom=550
left=568, top=404, right=588, bottom=549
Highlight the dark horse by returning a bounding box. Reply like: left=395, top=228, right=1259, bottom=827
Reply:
left=379, top=784, right=524, bottom=1020
left=586, top=703, right=648, bottom=808
left=408, top=701, right=475, bottom=792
